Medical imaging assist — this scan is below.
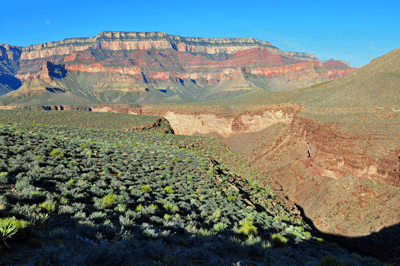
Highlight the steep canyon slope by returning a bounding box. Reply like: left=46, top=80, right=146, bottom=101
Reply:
left=0, top=31, right=356, bottom=105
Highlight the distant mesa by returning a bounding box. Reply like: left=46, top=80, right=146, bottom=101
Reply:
left=0, top=31, right=357, bottom=104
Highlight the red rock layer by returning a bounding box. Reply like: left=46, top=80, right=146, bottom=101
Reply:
left=33, top=47, right=354, bottom=86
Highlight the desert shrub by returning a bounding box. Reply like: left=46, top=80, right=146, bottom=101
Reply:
left=164, top=202, right=180, bottom=213
left=316, top=255, right=345, bottom=266
left=0, top=217, right=34, bottom=248
left=212, top=209, right=222, bottom=221
left=213, top=222, right=228, bottom=232
left=164, top=186, right=174, bottom=194
left=49, top=148, right=64, bottom=158
left=102, top=193, right=118, bottom=208
left=0, top=172, right=8, bottom=184
left=238, top=217, right=258, bottom=237
left=140, top=185, right=152, bottom=193
left=58, top=205, right=76, bottom=215
left=73, top=211, right=87, bottom=219
left=304, top=231, right=312, bottom=238
left=89, top=212, right=107, bottom=223
left=80, top=142, right=89, bottom=149
left=270, top=233, right=288, bottom=248
left=116, top=204, right=127, bottom=213
left=150, top=216, right=163, bottom=224
left=119, top=214, right=135, bottom=228
left=38, top=202, right=56, bottom=213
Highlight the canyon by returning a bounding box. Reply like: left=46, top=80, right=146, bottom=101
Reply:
left=0, top=32, right=399, bottom=262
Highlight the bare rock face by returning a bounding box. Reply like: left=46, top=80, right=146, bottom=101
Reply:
left=141, top=104, right=300, bottom=137
left=0, top=31, right=357, bottom=101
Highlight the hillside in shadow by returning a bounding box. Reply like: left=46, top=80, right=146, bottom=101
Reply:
left=295, top=203, right=400, bottom=265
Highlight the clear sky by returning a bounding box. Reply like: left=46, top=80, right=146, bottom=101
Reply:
left=1, top=0, right=399, bottom=67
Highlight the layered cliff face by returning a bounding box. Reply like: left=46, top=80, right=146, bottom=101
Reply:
left=0, top=31, right=356, bottom=104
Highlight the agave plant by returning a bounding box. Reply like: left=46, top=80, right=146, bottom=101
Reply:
left=0, top=219, right=18, bottom=250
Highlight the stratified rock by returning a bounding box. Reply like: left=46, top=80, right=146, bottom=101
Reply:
left=0, top=31, right=357, bottom=101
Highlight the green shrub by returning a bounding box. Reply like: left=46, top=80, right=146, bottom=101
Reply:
left=164, top=203, right=179, bottom=213
left=26, top=213, right=49, bottom=229
left=34, top=156, right=43, bottom=161
left=213, top=222, right=228, bottom=232
left=0, top=217, right=29, bottom=230
left=164, top=186, right=174, bottom=194
left=238, top=217, right=257, bottom=237
left=140, top=185, right=152, bottom=193
left=116, top=204, right=127, bottom=213
left=50, top=148, right=64, bottom=158
left=102, top=193, right=118, bottom=208
left=270, top=233, right=288, bottom=248
left=0, top=172, right=8, bottom=184
left=80, top=142, right=89, bottom=149
left=172, top=158, right=180, bottom=163
left=303, top=231, right=312, bottom=238
left=151, top=204, right=158, bottom=210
left=60, top=197, right=69, bottom=204
left=316, top=255, right=344, bottom=266
left=135, top=204, right=142, bottom=212
left=212, top=209, right=222, bottom=221
left=0, top=217, right=31, bottom=249
left=227, top=196, right=236, bottom=202
left=38, top=202, right=56, bottom=213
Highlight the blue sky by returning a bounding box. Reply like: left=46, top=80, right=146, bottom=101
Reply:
left=1, top=0, right=399, bottom=67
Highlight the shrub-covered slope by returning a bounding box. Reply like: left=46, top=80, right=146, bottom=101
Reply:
left=0, top=110, right=174, bottom=133
left=0, top=123, right=388, bottom=265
